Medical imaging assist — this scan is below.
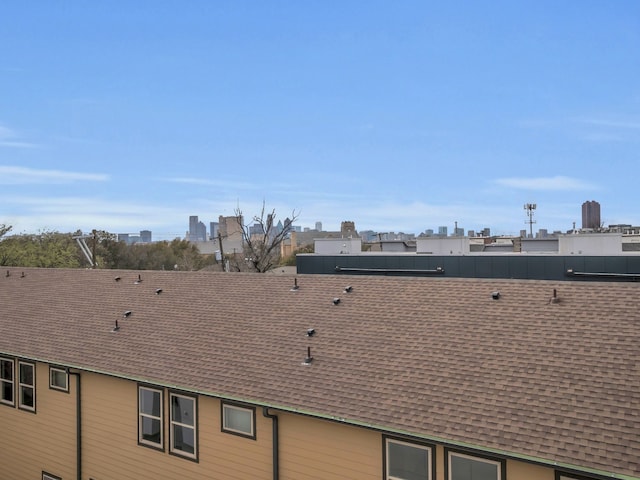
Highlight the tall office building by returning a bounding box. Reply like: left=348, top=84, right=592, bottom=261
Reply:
left=582, top=201, right=601, bottom=229
left=188, top=215, right=207, bottom=241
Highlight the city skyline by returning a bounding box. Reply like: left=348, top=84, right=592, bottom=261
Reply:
left=2, top=2, right=639, bottom=240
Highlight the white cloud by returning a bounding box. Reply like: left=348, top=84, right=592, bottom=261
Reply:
left=494, top=176, right=596, bottom=191
left=0, top=166, right=109, bottom=184
left=0, top=125, right=38, bottom=148
left=572, top=117, right=640, bottom=130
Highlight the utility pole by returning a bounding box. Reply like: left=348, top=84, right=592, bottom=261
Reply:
left=218, top=231, right=226, bottom=272
left=92, top=229, right=97, bottom=268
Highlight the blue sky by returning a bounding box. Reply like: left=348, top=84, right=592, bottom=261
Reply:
left=1, top=1, right=639, bottom=240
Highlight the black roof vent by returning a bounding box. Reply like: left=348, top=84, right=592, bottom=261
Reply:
left=303, top=346, right=313, bottom=365
left=491, top=291, right=500, bottom=300
left=123, top=311, right=132, bottom=318
left=20, top=272, right=25, bottom=278
left=134, top=274, right=142, bottom=284
left=5, top=270, right=9, bottom=277
left=115, top=276, right=121, bottom=282
left=290, top=278, right=299, bottom=291
left=343, top=285, right=353, bottom=293
left=332, top=297, right=341, bottom=305
left=155, top=289, right=163, bottom=295
left=306, top=328, right=316, bottom=337
left=112, top=319, right=120, bottom=332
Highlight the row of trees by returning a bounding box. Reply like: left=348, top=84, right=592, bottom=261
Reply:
left=0, top=205, right=302, bottom=271
left=0, top=228, right=215, bottom=270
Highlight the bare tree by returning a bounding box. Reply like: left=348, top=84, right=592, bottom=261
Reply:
left=234, top=202, right=299, bottom=273
left=0, top=224, right=11, bottom=239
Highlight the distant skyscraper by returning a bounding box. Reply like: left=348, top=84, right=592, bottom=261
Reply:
left=582, top=201, right=601, bottom=229
left=189, top=216, right=199, bottom=240
left=315, top=221, right=322, bottom=231
left=210, top=222, right=219, bottom=240
left=438, top=226, right=448, bottom=237
left=188, top=216, right=206, bottom=241
left=140, top=230, right=152, bottom=243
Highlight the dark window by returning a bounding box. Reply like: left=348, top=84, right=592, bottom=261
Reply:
left=0, top=358, right=14, bottom=406
left=170, top=392, right=197, bottom=460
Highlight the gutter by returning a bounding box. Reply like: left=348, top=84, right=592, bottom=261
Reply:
left=566, top=269, right=640, bottom=281
left=67, top=370, right=82, bottom=480
left=262, top=408, right=279, bottom=480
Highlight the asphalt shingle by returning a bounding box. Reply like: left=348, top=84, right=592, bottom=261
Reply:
left=0, top=268, right=638, bottom=477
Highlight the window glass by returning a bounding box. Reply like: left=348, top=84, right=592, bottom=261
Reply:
left=18, top=362, right=35, bottom=410
left=20, top=363, right=33, bottom=385
left=50, top=368, right=68, bottom=391
left=140, top=388, right=161, bottom=417
left=170, top=393, right=196, bottom=458
left=172, top=395, right=194, bottom=426
left=138, top=386, right=163, bottom=447
left=174, top=424, right=195, bottom=454
left=450, top=453, right=499, bottom=480
left=141, top=416, right=162, bottom=444
left=387, top=439, right=430, bottom=480
left=0, top=359, right=13, bottom=381
left=223, top=404, right=253, bottom=436
left=0, top=358, right=14, bottom=405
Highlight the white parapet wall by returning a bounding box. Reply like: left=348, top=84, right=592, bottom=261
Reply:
left=314, top=238, right=362, bottom=255
left=558, top=233, right=623, bottom=255
left=416, top=237, right=471, bottom=255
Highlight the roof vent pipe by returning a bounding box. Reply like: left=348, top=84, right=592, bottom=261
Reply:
left=303, top=347, right=313, bottom=365
left=112, top=319, right=120, bottom=332
left=291, top=278, right=299, bottom=291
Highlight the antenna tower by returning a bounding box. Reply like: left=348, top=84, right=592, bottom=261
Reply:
left=524, top=203, right=537, bottom=238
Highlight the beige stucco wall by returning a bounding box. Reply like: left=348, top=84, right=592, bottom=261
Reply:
left=0, top=360, right=578, bottom=480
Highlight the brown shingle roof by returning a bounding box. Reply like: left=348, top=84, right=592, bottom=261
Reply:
left=1, top=268, right=638, bottom=477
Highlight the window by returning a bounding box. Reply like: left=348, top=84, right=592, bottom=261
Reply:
left=447, top=451, right=503, bottom=480
left=42, top=472, right=61, bottom=480
left=170, top=392, right=197, bottom=460
left=385, top=437, right=433, bottom=480
left=0, top=358, right=14, bottom=406
left=222, top=402, right=255, bottom=438
left=49, top=367, right=68, bottom=392
left=139, top=386, right=164, bottom=449
left=18, top=361, right=35, bottom=412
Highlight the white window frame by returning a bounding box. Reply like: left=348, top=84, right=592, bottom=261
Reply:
left=169, top=392, right=197, bottom=460
left=385, top=437, right=433, bottom=480
left=138, top=386, right=164, bottom=449
left=42, top=472, right=62, bottom=480
left=447, top=451, right=503, bottom=480
left=18, top=361, right=35, bottom=412
left=49, top=366, right=68, bottom=392
left=222, top=402, right=255, bottom=439
left=0, top=357, right=15, bottom=406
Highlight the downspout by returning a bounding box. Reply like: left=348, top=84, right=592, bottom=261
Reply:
left=68, top=370, right=82, bottom=480
left=262, top=407, right=279, bottom=480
